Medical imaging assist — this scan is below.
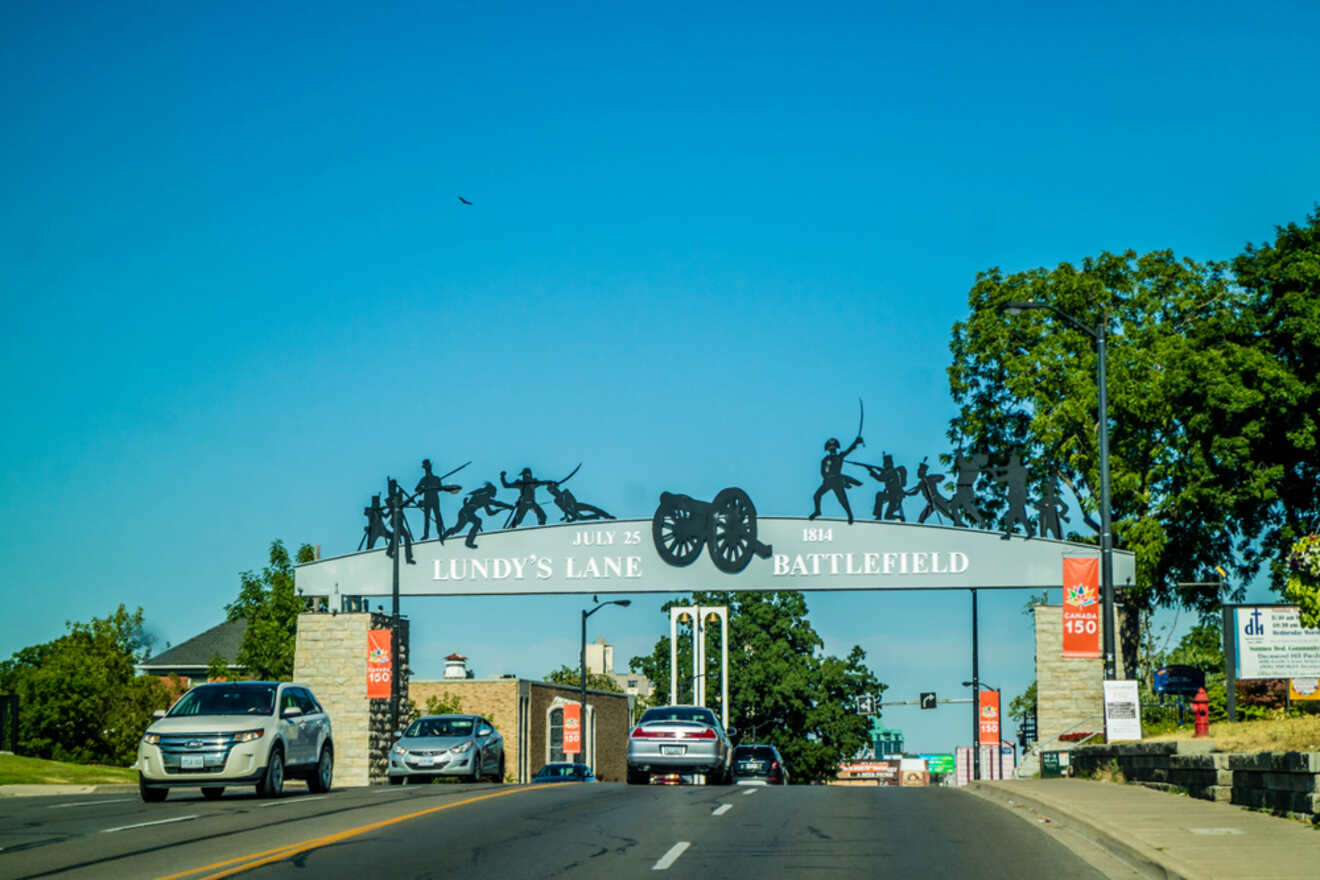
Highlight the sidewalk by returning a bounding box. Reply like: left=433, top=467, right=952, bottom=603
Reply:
left=967, top=778, right=1320, bottom=879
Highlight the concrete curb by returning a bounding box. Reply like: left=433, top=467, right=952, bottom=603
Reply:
left=0, top=783, right=139, bottom=797
left=963, top=782, right=1197, bottom=880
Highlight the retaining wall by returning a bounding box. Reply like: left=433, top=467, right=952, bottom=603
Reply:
left=1069, top=741, right=1320, bottom=823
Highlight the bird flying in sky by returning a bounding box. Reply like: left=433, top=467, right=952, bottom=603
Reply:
left=458, top=196, right=473, bottom=205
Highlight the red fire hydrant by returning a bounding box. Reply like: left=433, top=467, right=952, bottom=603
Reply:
left=1192, top=686, right=1210, bottom=737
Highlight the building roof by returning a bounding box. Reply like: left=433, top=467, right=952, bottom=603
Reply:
left=139, top=619, right=247, bottom=670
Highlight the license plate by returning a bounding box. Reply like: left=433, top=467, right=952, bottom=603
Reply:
left=742, top=762, right=765, bottom=772
left=181, top=754, right=204, bottom=770
left=660, top=745, right=686, bottom=756
left=414, top=756, right=434, bottom=766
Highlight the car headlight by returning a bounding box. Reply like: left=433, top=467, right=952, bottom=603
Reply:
left=393, top=744, right=408, bottom=755
left=143, top=733, right=161, bottom=745
left=231, top=729, right=265, bottom=743
left=451, top=741, right=473, bottom=754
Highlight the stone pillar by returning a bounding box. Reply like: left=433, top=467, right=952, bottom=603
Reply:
left=293, top=612, right=409, bottom=787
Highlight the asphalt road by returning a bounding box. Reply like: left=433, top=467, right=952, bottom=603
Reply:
left=0, top=781, right=1113, bottom=879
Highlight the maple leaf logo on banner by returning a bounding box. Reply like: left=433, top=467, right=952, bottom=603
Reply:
left=981, top=704, right=997, bottom=719
left=1065, top=582, right=1099, bottom=607
left=368, top=646, right=389, bottom=664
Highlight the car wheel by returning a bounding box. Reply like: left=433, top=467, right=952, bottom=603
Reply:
left=495, top=751, right=505, bottom=783
left=626, top=768, right=647, bottom=785
left=469, top=751, right=482, bottom=783
left=389, top=775, right=403, bottom=786
left=256, top=744, right=285, bottom=798
left=308, top=744, right=334, bottom=793
left=139, top=774, right=168, bottom=803
left=201, top=786, right=225, bottom=800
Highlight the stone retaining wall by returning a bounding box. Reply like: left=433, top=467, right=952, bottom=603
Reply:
left=1069, top=741, right=1320, bottom=823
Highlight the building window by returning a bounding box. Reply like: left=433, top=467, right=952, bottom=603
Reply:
left=626, top=680, right=638, bottom=689
left=546, top=699, right=594, bottom=768
left=548, top=707, right=566, bottom=763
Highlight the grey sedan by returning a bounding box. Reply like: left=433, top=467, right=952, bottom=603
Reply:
left=626, top=705, right=734, bottom=785
left=388, top=714, right=504, bottom=784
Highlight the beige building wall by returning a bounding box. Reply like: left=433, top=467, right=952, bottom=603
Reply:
left=292, top=612, right=408, bottom=787
left=411, top=678, right=632, bottom=782
left=1034, top=603, right=1128, bottom=749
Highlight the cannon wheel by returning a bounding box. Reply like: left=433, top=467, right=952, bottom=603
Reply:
left=652, top=493, right=705, bottom=567
left=708, top=488, right=759, bottom=574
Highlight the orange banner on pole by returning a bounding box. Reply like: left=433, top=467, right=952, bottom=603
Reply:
left=1062, top=557, right=1101, bottom=658
left=366, top=628, right=392, bottom=699
left=562, top=703, right=582, bottom=754
left=978, top=690, right=1000, bottom=746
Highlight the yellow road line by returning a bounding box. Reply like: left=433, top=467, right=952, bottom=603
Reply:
left=155, top=784, right=570, bottom=880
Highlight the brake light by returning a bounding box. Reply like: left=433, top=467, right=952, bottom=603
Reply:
left=632, top=728, right=675, bottom=738
left=772, top=761, right=780, bottom=769
left=688, top=727, right=717, bottom=740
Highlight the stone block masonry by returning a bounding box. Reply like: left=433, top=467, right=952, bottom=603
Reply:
left=293, top=612, right=409, bottom=788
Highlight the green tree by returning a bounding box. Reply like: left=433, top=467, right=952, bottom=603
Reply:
left=0, top=605, right=172, bottom=765
left=949, top=248, right=1282, bottom=612
left=225, top=540, right=316, bottom=680
left=542, top=665, right=624, bottom=693
left=1282, top=534, right=1320, bottom=627
left=1230, top=209, right=1320, bottom=585
left=1008, top=681, right=1036, bottom=724
left=629, top=592, right=883, bottom=784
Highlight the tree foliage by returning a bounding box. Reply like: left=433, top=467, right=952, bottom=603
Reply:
left=542, top=665, right=624, bottom=693
left=1008, top=681, right=1036, bottom=724
left=628, top=592, right=883, bottom=784
left=948, top=208, right=1320, bottom=612
left=225, top=540, right=316, bottom=680
left=0, top=605, right=173, bottom=765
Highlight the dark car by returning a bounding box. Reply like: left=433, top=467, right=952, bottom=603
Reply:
left=531, top=762, right=597, bottom=783
left=730, top=744, right=788, bottom=785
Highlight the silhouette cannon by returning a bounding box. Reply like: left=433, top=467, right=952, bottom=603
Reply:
left=651, top=488, right=773, bottom=574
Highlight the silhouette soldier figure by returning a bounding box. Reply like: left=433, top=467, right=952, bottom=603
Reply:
left=384, top=478, right=416, bottom=564
left=501, top=467, right=553, bottom=527
left=950, top=453, right=989, bottom=529
left=861, top=453, right=916, bottom=521
left=1036, top=475, right=1070, bottom=540
left=810, top=435, right=864, bottom=524
left=989, top=453, right=1033, bottom=537
left=360, top=494, right=393, bottom=551
left=912, top=458, right=960, bottom=525
left=443, top=482, right=513, bottom=549
left=548, top=482, right=614, bottom=522
left=415, top=459, right=462, bottom=542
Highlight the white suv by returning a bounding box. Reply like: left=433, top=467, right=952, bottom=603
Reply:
left=137, top=681, right=333, bottom=802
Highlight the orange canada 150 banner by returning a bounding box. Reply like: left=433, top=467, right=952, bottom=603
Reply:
left=366, top=628, right=392, bottom=699
left=978, top=689, right=1000, bottom=745
left=562, top=703, right=582, bottom=754
left=1062, top=557, right=1101, bottom=658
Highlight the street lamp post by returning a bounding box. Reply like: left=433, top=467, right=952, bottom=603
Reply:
left=579, top=598, right=631, bottom=765
left=962, top=677, right=997, bottom=781
left=1000, top=301, right=1116, bottom=681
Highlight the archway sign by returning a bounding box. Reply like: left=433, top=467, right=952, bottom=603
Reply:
left=295, top=485, right=1135, bottom=599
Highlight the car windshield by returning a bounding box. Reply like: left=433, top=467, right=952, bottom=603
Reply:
left=405, top=717, right=474, bottom=737
left=169, top=684, right=277, bottom=717
left=536, top=764, right=587, bottom=778
left=734, top=746, right=778, bottom=761
left=639, top=707, right=718, bottom=726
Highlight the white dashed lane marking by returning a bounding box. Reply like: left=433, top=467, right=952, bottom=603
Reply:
left=712, top=803, right=732, bottom=816
left=652, top=841, right=690, bottom=870
left=101, top=815, right=198, bottom=833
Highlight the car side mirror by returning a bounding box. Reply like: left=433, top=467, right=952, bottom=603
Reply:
left=282, top=705, right=303, bottom=718
left=726, top=726, right=738, bottom=737
left=152, top=709, right=166, bottom=719
left=394, top=730, right=403, bottom=738
left=478, top=727, right=492, bottom=737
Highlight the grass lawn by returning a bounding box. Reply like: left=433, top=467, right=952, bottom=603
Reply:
left=1145, top=714, right=1320, bottom=752
left=0, top=754, right=137, bottom=785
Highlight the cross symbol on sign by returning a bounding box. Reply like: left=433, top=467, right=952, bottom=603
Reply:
left=919, top=692, right=937, bottom=709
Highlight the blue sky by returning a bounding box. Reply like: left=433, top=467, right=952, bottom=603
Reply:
left=3, top=1, right=1316, bottom=754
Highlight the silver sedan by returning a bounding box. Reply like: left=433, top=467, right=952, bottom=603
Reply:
left=626, top=705, right=734, bottom=785
left=388, top=714, right=504, bottom=784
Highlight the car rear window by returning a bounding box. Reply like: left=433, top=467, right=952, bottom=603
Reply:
left=169, top=684, right=277, bottom=716
left=639, top=707, right=718, bottom=726
left=734, top=746, right=778, bottom=761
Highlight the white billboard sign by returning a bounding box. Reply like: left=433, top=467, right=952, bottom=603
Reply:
left=1233, top=606, right=1320, bottom=680
left=1103, top=680, right=1142, bottom=742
